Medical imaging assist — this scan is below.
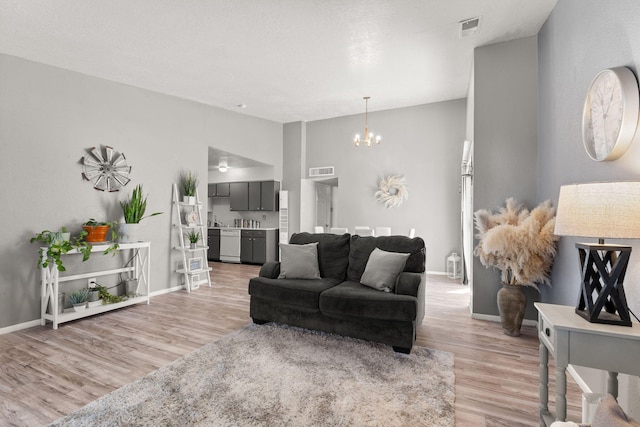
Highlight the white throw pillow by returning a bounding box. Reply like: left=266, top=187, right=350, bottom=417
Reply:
left=278, top=243, right=321, bottom=279
left=360, top=248, right=409, bottom=292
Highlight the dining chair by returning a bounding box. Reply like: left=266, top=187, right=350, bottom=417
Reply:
left=354, top=228, right=374, bottom=236
left=313, top=226, right=324, bottom=233
left=375, top=226, right=392, bottom=236
left=329, top=227, right=349, bottom=235
left=354, top=226, right=373, bottom=236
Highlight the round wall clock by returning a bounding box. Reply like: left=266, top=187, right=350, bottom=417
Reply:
left=582, top=67, right=640, bottom=161
left=81, top=146, right=132, bottom=191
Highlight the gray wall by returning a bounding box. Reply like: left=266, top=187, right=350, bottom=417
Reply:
left=282, top=121, right=305, bottom=242
left=538, top=0, right=640, bottom=413
left=472, top=36, right=539, bottom=318
left=303, top=100, right=466, bottom=273
left=0, top=54, right=282, bottom=330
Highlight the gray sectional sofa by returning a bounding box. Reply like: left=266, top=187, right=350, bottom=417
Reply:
left=248, top=232, right=426, bottom=353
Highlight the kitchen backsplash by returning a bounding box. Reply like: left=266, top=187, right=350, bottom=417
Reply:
left=208, top=197, right=279, bottom=228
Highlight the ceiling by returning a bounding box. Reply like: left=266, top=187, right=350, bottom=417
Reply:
left=0, top=0, right=557, bottom=124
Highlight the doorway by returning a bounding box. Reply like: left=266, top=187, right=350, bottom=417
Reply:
left=299, top=177, right=339, bottom=233
left=316, top=183, right=331, bottom=231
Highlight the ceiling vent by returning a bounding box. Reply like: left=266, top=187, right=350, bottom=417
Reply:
left=309, top=166, right=335, bottom=177
left=459, top=16, right=481, bottom=38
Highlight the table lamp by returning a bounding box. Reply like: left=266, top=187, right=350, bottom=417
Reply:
left=554, top=182, right=640, bottom=326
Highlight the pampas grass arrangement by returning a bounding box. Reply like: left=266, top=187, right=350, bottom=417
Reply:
left=474, top=198, right=559, bottom=289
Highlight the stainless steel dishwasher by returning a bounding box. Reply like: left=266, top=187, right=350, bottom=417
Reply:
left=219, top=228, right=241, bottom=263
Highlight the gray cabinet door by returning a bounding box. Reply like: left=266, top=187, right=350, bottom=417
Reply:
left=248, top=182, right=262, bottom=210
left=208, top=183, right=230, bottom=197
left=230, top=182, right=248, bottom=210
left=216, top=183, right=230, bottom=197
left=259, top=181, right=277, bottom=211
left=240, top=231, right=253, bottom=263
left=207, top=229, right=220, bottom=261
left=252, top=237, right=267, bottom=264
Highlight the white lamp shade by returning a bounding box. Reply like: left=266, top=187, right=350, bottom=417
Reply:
left=554, top=182, right=640, bottom=239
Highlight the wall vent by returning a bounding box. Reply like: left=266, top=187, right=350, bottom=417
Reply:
left=459, top=16, right=481, bottom=38
left=309, top=166, right=335, bottom=177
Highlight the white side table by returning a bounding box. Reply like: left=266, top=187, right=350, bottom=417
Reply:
left=535, top=303, right=640, bottom=426
left=40, top=241, right=151, bottom=329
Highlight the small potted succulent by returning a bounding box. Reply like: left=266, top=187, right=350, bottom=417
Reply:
left=180, top=171, right=199, bottom=204
left=69, top=288, right=89, bottom=312
left=186, top=231, right=201, bottom=249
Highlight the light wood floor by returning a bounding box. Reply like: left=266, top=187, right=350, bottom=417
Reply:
left=0, top=262, right=581, bottom=426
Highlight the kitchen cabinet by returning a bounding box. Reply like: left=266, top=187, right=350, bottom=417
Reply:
left=230, top=181, right=279, bottom=211
left=230, top=182, right=249, bottom=211
left=240, top=229, right=278, bottom=264
left=248, top=180, right=280, bottom=211
left=208, top=228, right=220, bottom=261
left=208, top=183, right=230, bottom=197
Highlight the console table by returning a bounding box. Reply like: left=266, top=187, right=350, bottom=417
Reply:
left=40, top=241, right=151, bottom=329
left=535, top=302, right=640, bottom=426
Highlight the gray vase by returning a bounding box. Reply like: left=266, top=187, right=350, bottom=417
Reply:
left=497, top=284, right=526, bottom=336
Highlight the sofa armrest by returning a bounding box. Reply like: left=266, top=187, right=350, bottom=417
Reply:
left=395, top=272, right=423, bottom=297
left=396, top=272, right=426, bottom=324
left=259, top=261, right=281, bottom=279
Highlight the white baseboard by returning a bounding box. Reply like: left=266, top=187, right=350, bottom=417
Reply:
left=471, top=312, right=537, bottom=327
left=426, top=270, right=447, bottom=276
left=150, top=285, right=183, bottom=296
left=0, top=319, right=41, bottom=335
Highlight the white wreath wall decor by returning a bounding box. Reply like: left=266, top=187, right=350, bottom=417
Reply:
left=375, top=175, right=408, bottom=208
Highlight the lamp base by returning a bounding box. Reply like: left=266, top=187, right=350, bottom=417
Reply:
left=575, top=243, right=632, bottom=327
left=575, top=308, right=632, bottom=326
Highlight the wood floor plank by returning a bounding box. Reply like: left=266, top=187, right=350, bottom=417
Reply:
left=0, top=262, right=581, bottom=426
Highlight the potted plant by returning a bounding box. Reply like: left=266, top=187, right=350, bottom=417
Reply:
left=119, top=184, right=163, bottom=243
left=474, top=198, right=558, bottom=336
left=95, top=284, right=126, bottom=304
left=186, top=231, right=201, bottom=249
left=87, top=285, right=102, bottom=307
left=181, top=171, right=198, bottom=204
left=82, top=218, right=118, bottom=243
left=69, top=288, right=89, bottom=312
left=30, top=228, right=91, bottom=272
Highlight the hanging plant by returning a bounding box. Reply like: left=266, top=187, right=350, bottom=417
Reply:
left=375, top=175, right=408, bottom=208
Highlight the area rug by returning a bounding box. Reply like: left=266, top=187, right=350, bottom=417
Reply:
left=50, top=323, right=454, bottom=426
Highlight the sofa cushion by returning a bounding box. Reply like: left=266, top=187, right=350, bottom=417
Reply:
left=278, top=242, right=320, bottom=279
left=360, top=248, right=410, bottom=292
left=290, top=232, right=350, bottom=280
left=320, top=281, right=417, bottom=322
left=248, top=276, right=341, bottom=310
left=347, top=235, right=425, bottom=282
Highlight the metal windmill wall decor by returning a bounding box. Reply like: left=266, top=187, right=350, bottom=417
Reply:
left=81, top=145, right=131, bottom=192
